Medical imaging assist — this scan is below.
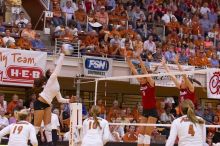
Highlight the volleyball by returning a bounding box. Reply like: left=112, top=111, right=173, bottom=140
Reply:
left=62, top=44, right=74, bottom=55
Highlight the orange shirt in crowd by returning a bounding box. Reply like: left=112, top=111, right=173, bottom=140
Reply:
left=123, top=132, right=138, bottom=142
left=16, top=38, right=33, bottom=50
left=95, top=12, right=108, bottom=25
left=7, top=101, right=17, bottom=114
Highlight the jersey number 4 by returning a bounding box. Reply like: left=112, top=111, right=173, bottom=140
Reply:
left=13, top=126, right=23, bottom=134
left=188, top=124, right=195, bottom=136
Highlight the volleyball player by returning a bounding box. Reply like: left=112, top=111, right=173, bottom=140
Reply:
left=33, top=46, right=76, bottom=145
left=0, top=109, right=38, bottom=146
left=82, top=105, right=111, bottom=146
left=162, top=56, right=197, bottom=115
left=166, top=99, right=206, bottom=146
left=127, top=56, right=157, bottom=146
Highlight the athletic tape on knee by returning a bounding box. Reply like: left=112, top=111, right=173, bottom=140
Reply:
left=44, top=124, right=52, bottom=132
left=143, top=135, right=151, bottom=144
left=137, top=134, right=144, bottom=144
left=35, top=126, right=40, bottom=134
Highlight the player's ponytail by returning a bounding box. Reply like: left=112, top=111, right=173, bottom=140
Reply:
left=91, top=105, right=102, bottom=129
left=181, top=99, right=204, bottom=125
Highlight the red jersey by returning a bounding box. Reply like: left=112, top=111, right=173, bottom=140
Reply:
left=140, top=83, right=156, bottom=110
left=179, top=88, right=196, bottom=105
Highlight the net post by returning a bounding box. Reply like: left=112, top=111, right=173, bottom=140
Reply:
left=94, top=79, right=98, bottom=105
left=69, top=103, right=82, bottom=146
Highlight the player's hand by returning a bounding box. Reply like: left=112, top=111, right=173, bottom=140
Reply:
left=69, top=96, right=77, bottom=103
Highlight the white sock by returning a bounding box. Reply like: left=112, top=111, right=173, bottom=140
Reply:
left=45, top=130, right=52, bottom=142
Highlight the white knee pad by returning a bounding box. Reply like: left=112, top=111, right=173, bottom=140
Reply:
left=143, top=135, right=151, bottom=144
left=138, top=134, right=144, bottom=144
left=44, top=123, right=52, bottom=132
left=35, top=126, right=40, bottom=134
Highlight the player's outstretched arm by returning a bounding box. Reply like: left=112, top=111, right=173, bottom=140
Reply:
left=161, top=57, right=181, bottom=89
left=174, top=55, right=194, bottom=92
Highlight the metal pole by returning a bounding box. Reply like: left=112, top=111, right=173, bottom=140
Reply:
left=94, top=79, right=98, bottom=105
left=76, top=79, right=80, bottom=98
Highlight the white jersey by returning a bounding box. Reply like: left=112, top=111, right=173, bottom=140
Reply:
left=166, top=115, right=206, bottom=146
left=0, top=121, right=38, bottom=146
left=39, top=53, right=69, bottom=104
left=82, top=117, right=111, bottom=146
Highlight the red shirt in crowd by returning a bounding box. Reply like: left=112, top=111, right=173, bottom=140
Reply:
left=140, top=82, right=156, bottom=110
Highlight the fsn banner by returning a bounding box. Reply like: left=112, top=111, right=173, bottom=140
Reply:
left=130, top=62, right=195, bottom=87
left=207, top=69, right=220, bottom=99
left=83, top=56, right=113, bottom=77
left=0, top=48, right=47, bottom=87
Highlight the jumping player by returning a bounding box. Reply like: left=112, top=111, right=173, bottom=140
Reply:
left=127, top=56, right=157, bottom=146
left=82, top=105, right=111, bottom=146
left=162, top=56, right=197, bottom=115
left=166, top=99, right=206, bottom=146
left=33, top=45, right=76, bottom=145
left=0, top=109, right=38, bottom=146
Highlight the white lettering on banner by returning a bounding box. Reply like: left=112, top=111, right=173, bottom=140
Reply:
left=207, top=70, right=220, bottom=99
left=130, top=62, right=195, bottom=87
left=89, top=60, right=106, bottom=70
left=83, top=56, right=113, bottom=77
left=0, top=48, right=47, bottom=87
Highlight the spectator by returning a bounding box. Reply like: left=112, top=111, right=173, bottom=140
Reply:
left=107, top=100, right=121, bottom=122
left=160, top=103, right=175, bottom=124
left=109, top=125, right=121, bottom=142
left=164, top=45, right=176, bottom=63
left=122, top=125, right=138, bottom=142
left=97, top=99, right=106, bottom=118
left=0, top=21, right=5, bottom=32
left=52, top=5, right=65, bottom=27
left=95, top=6, right=109, bottom=26
left=208, top=8, right=218, bottom=25
left=15, top=11, right=29, bottom=28
left=216, top=104, right=220, bottom=120
left=195, top=103, right=204, bottom=117
left=31, top=33, right=46, bottom=51
left=210, top=54, right=219, bottom=68
left=179, top=49, right=189, bottom=64
left=75, top=3, right=87, bottom=31
left=132, top=6, right=146, bottom=23
left=161, top=9, right=177, bottom=24
left=200, top=2, right=210, bottom=15
left=0, top=93, right=7, bottom=113
left=143, top=35, right=157, bottom=55
left=2, top=29, right=15, bottom=47
left=16, top=32, right=33, bottom=50
left=200, top=14, right=212, bottom=36
left=203, top=107, right=213, bottom=124
left=0, top=108, right=9, bottom=130
left=21, top=22, right=36, bottom=40
left=14, top=99, right=24, bottom=111
left=61, top=0, right=76, bottom=25
left=7, top=94, right=18, bottom=114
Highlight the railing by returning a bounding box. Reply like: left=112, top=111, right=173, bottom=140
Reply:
left=40, top=0, right=50, bottom=10
left=55, top=38, right=81, bottom=57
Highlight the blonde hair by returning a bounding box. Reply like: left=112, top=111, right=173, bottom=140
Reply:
left=14, top=109, right=30, bottom=121
left=181, top=99, right=204, bottom=125
left=90, top=105, right=102, bottom=129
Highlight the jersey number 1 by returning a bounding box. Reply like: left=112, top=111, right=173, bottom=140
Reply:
left=89, top=122, right=97, bottom=130
left=13, top=126, right=23, bottom=134
left=188, top=124, right=195, bottom=136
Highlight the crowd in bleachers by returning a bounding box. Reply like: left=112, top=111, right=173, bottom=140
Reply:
left=47, top=0, right=220, bottom=68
